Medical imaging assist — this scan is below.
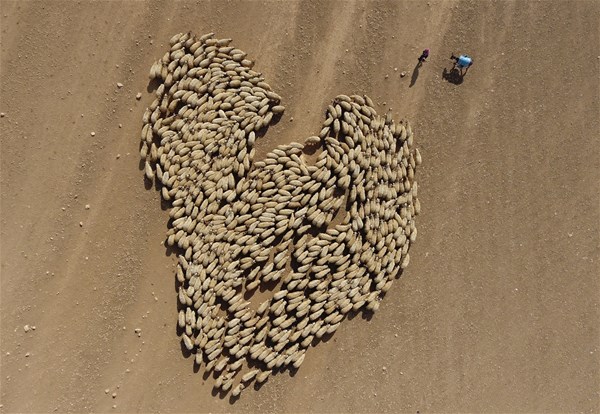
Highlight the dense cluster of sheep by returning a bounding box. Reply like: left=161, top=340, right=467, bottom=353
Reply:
left=139, top=32, right=420, bottom=398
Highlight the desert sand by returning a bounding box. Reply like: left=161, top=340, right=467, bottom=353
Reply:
left=1, top=0, right=598, bottom=413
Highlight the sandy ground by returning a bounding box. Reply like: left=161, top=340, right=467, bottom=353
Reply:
left=1, top=0, right=599, bottom=413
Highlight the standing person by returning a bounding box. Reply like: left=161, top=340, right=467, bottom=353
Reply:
left=418, top=48, right=430, bottom=63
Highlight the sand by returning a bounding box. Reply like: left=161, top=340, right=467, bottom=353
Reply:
left=0, top=0, right=598, bottom=413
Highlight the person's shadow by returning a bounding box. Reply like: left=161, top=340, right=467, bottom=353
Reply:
left=409, top=61, right=422, bottom=87
left=442, top=67, right=464, bottom=85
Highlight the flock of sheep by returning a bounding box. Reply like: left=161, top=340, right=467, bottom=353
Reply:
left=139, top=32, right=420, bottom=398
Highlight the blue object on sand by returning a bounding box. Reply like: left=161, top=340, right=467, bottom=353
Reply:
left=458, top=55, right=472, bottom=68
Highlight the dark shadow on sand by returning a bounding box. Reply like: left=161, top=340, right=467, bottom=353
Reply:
left=442, top=67, right=465, bottom=85
left=409, top=61, right=422, bottom=87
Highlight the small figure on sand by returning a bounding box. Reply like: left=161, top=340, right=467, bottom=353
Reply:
left=410, top=48, right=430, bottom=87
left=451, top=53, right=473, bottom=74
left=442, top=53, right=473, bottom=85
